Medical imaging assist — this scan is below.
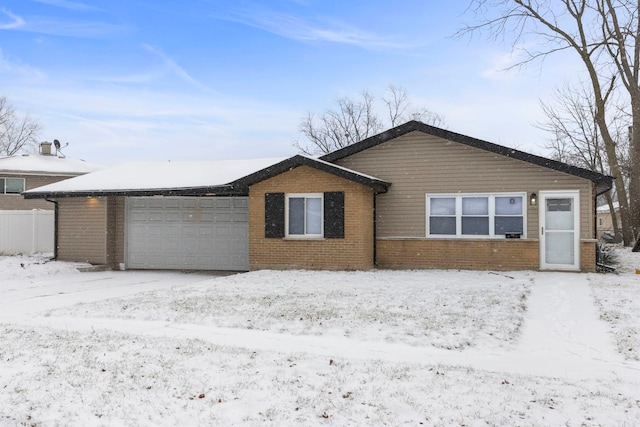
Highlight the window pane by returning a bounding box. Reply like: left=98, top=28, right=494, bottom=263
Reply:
left=5, top=178, right=23, bottom=194
left=495, top=217, right=523, bottom=235
left=430, top=198, right=455, bottom=215
left=495, top=196, right=522, bottom=215
left=0, top=178, right=4, bottom=193
left=288, top=197, right=304, bottom=235
left=547, top=198, right=571, bottom=212
left=545, top=232, right=575, bottom=264
left=462, top=197, right=488, bottom=215
left=546, top=198, right=573, bottom=230
left=430, top=217, right=456, bottom=235
left=306, top=197, right=322, bottom=235
left=462, top=217, right=489, bottom=235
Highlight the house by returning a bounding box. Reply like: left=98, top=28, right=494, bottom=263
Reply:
left=23, top=121, right=613, bottom=272
left=596, top=202, right=621, bottom=241
left=1, top=141, right=101, bottom=211
left=0, top=142, right=102, bottom=254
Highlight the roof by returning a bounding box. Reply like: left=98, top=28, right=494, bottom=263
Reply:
left=320, top=120, right=614, bottom=195
left=597, top=202, right=619, bottom=213
left=23, top=158, right=287, bottom=199
left=0, top=154, right=102, bottom=176
left=236, top=155, right=390, bottom=193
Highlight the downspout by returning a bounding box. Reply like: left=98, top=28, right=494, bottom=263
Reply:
left=45, top=198, right=58, bottom=260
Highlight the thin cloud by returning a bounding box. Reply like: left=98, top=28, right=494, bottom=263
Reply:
left=142, top=44, right=219, bottom=94
left=226, top=8, right=407, bottom=50
left=33, top=0, right=101, bottom=12
left=17, top=18, right=130, bottom=38
left=0, top=8, right=25, bottom=29
left=0, top=49, right=47, bottom=82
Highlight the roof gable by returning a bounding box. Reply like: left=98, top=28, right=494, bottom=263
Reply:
left=238, top=155, right=390, bottom=193
left=320, top=120, right=613, bottom=194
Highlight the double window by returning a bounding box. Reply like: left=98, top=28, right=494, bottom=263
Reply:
left=0, top=177, right=25, bottom=194
left=427, top=193, right=525, bottom=238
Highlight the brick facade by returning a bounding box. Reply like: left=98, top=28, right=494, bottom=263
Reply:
left=376, top=238, right=597, bottom=272
left=249, top=166, right=375, bottom=270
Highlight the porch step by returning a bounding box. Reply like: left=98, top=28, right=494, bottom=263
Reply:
left=74, top=264, right=109, bottom=272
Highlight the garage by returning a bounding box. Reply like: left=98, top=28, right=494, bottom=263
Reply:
left=125, top=196, right=249, bottom=271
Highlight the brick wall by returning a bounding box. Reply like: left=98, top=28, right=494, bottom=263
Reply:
left=377, top=238, right=539, bottom=270
left=581, top=240, right=596, bottom=272
left=105, top=196, right=126, bottom=269
left=377, top=238, right=597, bottom=272
left=57, top=197, right=108, bottom=264
left=249, top=166, right=375, bottom=270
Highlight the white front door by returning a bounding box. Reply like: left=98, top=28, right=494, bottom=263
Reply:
left=539, top=191, right=580, bottom=271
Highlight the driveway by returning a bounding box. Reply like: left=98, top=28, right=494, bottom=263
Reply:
left=0, top=269, right=230, bottom=322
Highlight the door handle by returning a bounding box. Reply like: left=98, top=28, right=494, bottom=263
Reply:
left=541, top=227, right=544, bottom=235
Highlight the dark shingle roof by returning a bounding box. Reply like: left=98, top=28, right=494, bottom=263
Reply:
left=320, top=120, right=613, bottom=194
left=235, top=155, right=390, bottom=193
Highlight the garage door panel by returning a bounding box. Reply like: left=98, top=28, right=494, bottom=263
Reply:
left=126, top=196, right=249, bottom=271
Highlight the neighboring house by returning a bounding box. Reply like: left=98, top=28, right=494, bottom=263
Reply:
left=0, top=141, right=102, bottom=210
left=24, top=121, right=613, bottom=272
left=596, top=202, right=621, bottom=240
left=0, top=142, right=102, bottom=254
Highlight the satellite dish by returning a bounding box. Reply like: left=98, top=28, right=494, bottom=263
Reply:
left=53, top=139, right=61, bottom=150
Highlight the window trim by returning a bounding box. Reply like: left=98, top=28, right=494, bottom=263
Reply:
left=285, top=193, right=324, bottom=238
left=426, top=192, right=527, bottom=239
left=0, top=177, right=25, bottom=195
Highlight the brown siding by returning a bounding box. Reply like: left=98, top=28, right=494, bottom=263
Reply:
left=335, top=131, right=595, bottom=240
left=56, top=197, right=108, bottom=264
left=249, top=166, right=374, bottom=270
left=0, top=174, right=75, bottom=210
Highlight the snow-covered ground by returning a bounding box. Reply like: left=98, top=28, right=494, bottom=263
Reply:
left=1, top=251, right=639, bottom=426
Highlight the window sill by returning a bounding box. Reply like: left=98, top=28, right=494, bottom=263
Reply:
left=378, top=236, right=536, bottom=242
left=283, top=237, right=326, bottom=241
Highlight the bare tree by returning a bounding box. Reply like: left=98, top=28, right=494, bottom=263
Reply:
left=295, top=86, right=445, bottom=156
left=0, top=96, right=41, bottom=157
left=459, top=0, right=640, bottom=245
left=537, top=82, right=629, bottom=236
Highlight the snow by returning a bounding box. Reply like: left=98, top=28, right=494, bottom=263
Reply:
left=23, top=157, right=287, bottom=194
left=597, top=202, right=619, bottom=213
left=1, top=253, right=640, bottom=425
left=0, top=153, right=102, bottom=175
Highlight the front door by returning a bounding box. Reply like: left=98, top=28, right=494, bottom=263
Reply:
left=539, top=191, right=580, bottom=270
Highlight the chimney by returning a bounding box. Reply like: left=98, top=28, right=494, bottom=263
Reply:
left=40, top=141, right=52, bottom=156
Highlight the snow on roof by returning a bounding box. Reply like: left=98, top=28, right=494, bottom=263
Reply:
left=597, top=202, right=619, bottom=213
left=24, top=157, right=288, bottom=194
left=0, top=154, right=102, bottom=175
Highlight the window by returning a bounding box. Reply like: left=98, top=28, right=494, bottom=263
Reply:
left=0, top=177, right=25, bottom=194
left=427, top=193, right=525, bottom=238
left=287, top=194, right=323, bottom=237
left=265, top=192, right=344, bottom=239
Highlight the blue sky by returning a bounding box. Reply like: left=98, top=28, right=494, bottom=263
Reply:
left=1, top=0, right=582, bottom=165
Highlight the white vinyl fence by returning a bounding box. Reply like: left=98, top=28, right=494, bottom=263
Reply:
left=0, top=210, right=54, bottom=255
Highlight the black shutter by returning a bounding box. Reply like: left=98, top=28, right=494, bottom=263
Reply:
left=265, top=193, right=285, bottom=238
left=324, top=192, right=344, bottom=238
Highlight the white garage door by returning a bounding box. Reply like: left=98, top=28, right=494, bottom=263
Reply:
left=126, top=197, right=249, bottom=271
